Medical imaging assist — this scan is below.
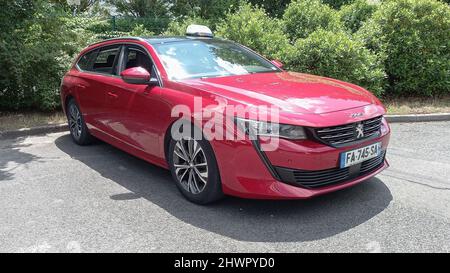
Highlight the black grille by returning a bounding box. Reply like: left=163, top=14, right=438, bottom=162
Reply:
left=314, top=116, right=383, bottom=146
left=275, top=151, right=386, bottom=189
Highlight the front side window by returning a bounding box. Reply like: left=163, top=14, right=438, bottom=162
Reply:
left=123, top=46, right=153, bottom=75
left=92, top=46, right=121, bottom=75
left=153, top=40, right=280, bottom=80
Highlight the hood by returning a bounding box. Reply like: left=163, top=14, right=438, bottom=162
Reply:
left=181, top=72, right=380, bottom=115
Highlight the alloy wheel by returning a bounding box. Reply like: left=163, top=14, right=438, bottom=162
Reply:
left=68, top=103, right=82, bottom=140
left=173, top=137, right=208, bottom=194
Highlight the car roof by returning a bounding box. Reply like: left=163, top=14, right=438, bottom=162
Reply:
left=146, top=36, right=205, bottom=45
left=89, top=36, right=223, bottom=48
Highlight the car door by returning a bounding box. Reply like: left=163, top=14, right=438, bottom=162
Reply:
left=75, top=45, right=122, bottom=134
left=104, top=44, right=166, bottom=156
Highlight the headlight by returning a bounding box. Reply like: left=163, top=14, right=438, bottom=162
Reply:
left=235, top=118, right=307, bottom=140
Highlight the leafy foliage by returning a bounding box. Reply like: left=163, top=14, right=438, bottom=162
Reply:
left=283, top=0, right=343, bottom=40
left=358, top=0, right=450, bottom=96
left=110, top=16, right=170, bottom=34
left=339, top=0, right=379, bottom=33
left=130, top=24, right=155, bottom=36
left=0, top=0, right=77, bottom=110
left=49, top=0, right=100, bottom=13
left=170, top=0, right=239, bottom=21
left=108, top=0, right=169, bottom=18
left=248, top=0, right=291, bottom=17
left=285, top=30, right=386, bottom=96
left=321, top=0, right=356, bottom=9
left=216, top=2, right=290, bottom=59
left=1, top=0, right=449, bottom=111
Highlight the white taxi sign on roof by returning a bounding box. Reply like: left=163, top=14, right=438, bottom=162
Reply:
left=186, top=25, right=214, bottom=38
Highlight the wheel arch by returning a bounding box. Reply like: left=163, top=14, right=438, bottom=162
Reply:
left=63, top=95, right=75, bottom=116
left=163, top=118, right=213, bottom=164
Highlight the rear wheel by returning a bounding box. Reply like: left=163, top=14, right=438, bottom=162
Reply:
left=67, top=98, right=93, bottom=145
left=168, top=129, right=223, bottom=205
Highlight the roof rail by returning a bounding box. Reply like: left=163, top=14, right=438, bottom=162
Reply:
left=88, top=37, right=145, bottom=47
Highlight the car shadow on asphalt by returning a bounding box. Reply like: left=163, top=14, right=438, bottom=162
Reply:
left=55, top=134, right=392, bottom=243
left=0, top=138, right=40, bottom=181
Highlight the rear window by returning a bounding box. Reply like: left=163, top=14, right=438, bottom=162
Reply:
left=77, top=45, right=121, bottom=75
left=77, top=50, right=96, bottom=71
left=92, top=46, right=121, bottom=75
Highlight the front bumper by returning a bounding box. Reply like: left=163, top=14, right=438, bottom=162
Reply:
left=211, top=120, right=391, bottom=199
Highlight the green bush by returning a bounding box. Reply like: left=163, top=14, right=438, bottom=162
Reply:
left=285, top=29, right=386, bottom=96
left=321, top=0, right=356, bottom=9
left=169, top=0, right=240, bottom=21
left=283, top=0, right=343, bottom=41
left=0, top=1, right=77, bottom=111
left=339, top=0, right=379, bottom=33
left=62, top=16, right=108, bottom=49
left=130, top=24, right=154, bottom=36
left=357, top=0, right=450, bottom=97
left=216, top=2, right=290, bottom=60
left=248, top=0, right=291, bottom=17
left=108, top=16, right=170, bottom=34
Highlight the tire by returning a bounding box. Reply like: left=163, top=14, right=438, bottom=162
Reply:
left=66, top=98, right=94, bottom=145
left=168, top=126, right=224, bottom=205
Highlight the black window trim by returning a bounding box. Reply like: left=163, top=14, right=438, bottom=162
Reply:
left=76, top=45, right=122, bottom=78
left=75, top=42, right=163, bottom=87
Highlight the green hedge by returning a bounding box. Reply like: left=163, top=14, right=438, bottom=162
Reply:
left=0, top=1, right=75, bottom=111
left=285, top=30, right=386, bottom=97
left=321, top=0, right=356, bottom=9
left=216, top=2, right=289, bottom=60
left=358, top=0, right=450, bottom=97
left=283, top=0, right=343, bottom=40
left=339, top=0, right=379, bottom=33
left=2, top=0, right=449, bottom=112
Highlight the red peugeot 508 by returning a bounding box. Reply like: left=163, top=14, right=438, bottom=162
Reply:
left=60, top=25, right=390, bottom=204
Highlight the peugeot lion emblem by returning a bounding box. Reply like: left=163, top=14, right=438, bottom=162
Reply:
left=355, top=123, right=364, bottom=139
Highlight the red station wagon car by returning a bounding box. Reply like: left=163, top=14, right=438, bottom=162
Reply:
left=60, top=25, right=390, bottom=204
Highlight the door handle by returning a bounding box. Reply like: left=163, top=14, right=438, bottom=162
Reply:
left=107, top=91, right=118, bottom=99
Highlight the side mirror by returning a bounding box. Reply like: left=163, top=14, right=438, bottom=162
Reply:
left=149, top=77, right=159, bottom=86
left=120, top=67, right=152, bottom=85
left=271, top=60, right=284, bottom=69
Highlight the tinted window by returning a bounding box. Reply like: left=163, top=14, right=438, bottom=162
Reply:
left=77, top=50, right=96, bottom=71
left=124, top=46, right=153, bottom=74
left=92, top=46, right=121, bottom=75
left=153, top=40, right=280, bottom=80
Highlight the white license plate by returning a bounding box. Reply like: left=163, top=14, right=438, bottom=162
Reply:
left=340, top=142, right=382, bottom=168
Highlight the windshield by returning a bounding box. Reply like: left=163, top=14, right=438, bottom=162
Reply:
left=153, top=39, right=280, bottom=80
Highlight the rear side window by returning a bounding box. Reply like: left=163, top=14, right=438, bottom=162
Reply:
left=92, top=45, right=121, bottom=75
left=77, top=50, right=96, bottom=71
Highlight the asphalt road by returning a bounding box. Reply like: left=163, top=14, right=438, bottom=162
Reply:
left=1, top=122, right=449, bottom=253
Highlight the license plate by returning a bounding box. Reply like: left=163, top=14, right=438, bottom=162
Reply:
left=340, top=142, right=382, bottom=168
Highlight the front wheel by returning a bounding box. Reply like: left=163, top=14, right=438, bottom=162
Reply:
left=168, top=135, right=224, bottom=205
left=66, top=98, right=94, bottom=145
